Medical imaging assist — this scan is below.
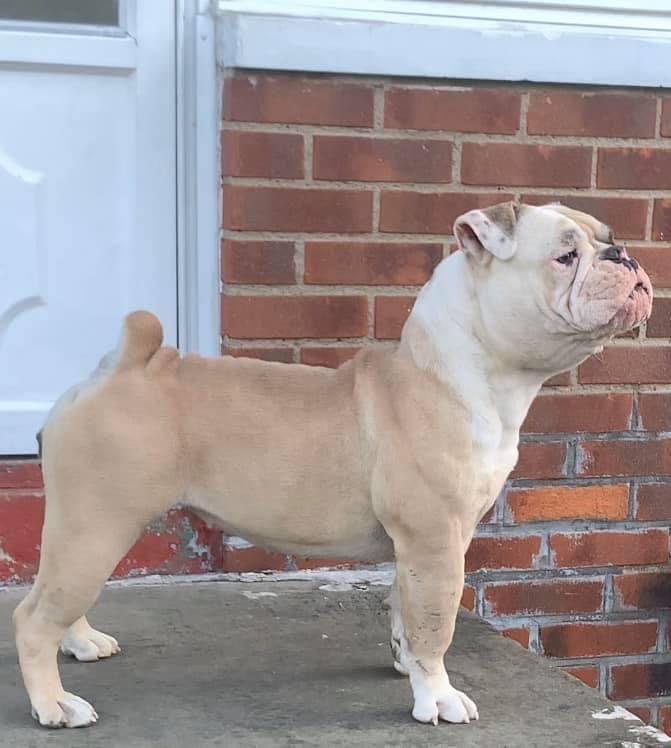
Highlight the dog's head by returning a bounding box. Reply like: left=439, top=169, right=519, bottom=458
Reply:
left=452, top=200, right=653, bottom=373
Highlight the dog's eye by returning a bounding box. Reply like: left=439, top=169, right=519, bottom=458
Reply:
left=555, top=249, right=578, bottom=265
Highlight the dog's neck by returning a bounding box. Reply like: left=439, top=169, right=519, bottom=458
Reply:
left=400, top=252, right=547, bottom=455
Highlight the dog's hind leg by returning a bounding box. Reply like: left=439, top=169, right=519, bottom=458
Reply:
left=13, top=483, right=162, bottom=728
left=60, top=615, right=121, bottom=662
left=14, top=310, right=182, bottom=727
left=14, top=428, right=178, bottom=728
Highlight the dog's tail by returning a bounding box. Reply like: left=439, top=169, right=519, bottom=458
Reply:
left=115, top=310, right=164, bottom=371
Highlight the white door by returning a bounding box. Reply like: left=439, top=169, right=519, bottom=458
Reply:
left=0, top=1, right=178, bottom=455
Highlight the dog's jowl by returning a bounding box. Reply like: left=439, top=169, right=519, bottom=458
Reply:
left=14, top=202, right=653, bottom=728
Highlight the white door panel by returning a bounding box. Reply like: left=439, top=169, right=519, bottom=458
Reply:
left=0, top=2, right=177, bottom=454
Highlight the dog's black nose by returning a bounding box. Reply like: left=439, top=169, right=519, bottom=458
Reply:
left=601, top=245, right=638, bottom=272
left=602, top=245, right=625, bottom=263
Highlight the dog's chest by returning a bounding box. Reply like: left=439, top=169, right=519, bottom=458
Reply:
left=471, top=408, right=519, bottom=477
left=467, top=443, right=516, bottom=526
left=468, top=409, right=520, bottom=523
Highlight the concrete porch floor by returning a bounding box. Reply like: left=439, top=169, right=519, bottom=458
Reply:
left=0, top=576, right=667, bottom=747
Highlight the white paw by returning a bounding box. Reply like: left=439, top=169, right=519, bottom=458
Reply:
left=32, top=691, right=98, bottom=728
left=412, top=686, right=479, bottom=726
left=61, top=625, right=120, bottom=662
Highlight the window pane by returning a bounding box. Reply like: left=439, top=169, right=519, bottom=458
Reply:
left=0, top=0, right=119, bottom=26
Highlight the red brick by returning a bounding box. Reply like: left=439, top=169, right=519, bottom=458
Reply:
left=0, top=499, right=223, bottom=584
left=550, top=529, right=669, bottom=568
left=613, top=571, right=671, bottom=611
left=300, top=347, right=360, bottom=368
left=646, top=297, right=671, bottom=337
left=292, top=556, right=353, bottom=570
left=374, top=296, right=415, bottom=340
left=527, top=92, right=656, bottom=138
left=224, top=75, right=374, bottom=127
left=610, top=662, right=671, bottom=700
left=653, top=199, right=671, bottom=241
left=662, top=98, right=671, bottom=137
left=577, top=439, right=671, bottom=477
left=543, top=371, right=571, bottom=387
left=598, top=148, right=671, bottom=190
left=507, top=484, right=629, bottom=523
left=222, top=240, right=295, bottom=285
left=561, top=666, right=599, bottom=689
left=461, top=584, right=476, bottom=611
left=660, top=705, right=671, bottom=736
left=523, top=393, right=633, bottom=433
left=0, top=461, right=42, bottom=489
left=484, top=579, right=604, bottom=616
left=540, top=621, right=657, bottom=658
left=636, top=483, right=671, bottom=520
left=223, top=295, right=368, bottom=339
left=624, top=246, right=671, bottom=288
left=221, top=544, right=286, bottom=572
left=626, top=705, right=652, bottom=723
left=223, top=347, right=294, bottom=363
left=0, top=493, right=44, bottom=583
left=579, top=348, right=671, bottom=385
left=380, top=191, right=512, bottom=234
left=511, top=442, right=566, bottom=480
left=462, top=143, right=592, bottom=188
left=384, top=88, right=520, bottom=134
left=479, top=506, right=495, bottom=524
left=222, top=131, right=303, bottom=179
left=501, top=627, right=530, bottom=648
left=521, top=194, right=649, bottom=240
left=313, top=136, right=452, bottom=183
left=465, top=535, right=542, bottom=572
left=113, top=509, right=221, bottom=578
left=305, top=242, right=441, bottom=285
left=223, top=185, right=373, bottom=233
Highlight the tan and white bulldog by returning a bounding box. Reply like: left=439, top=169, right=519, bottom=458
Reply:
left=14, top=201, right=652, bottom=729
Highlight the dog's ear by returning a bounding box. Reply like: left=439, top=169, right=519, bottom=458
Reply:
left=454, top=201, right=519, bottom=262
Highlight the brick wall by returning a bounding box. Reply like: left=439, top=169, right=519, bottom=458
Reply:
left=2, top=70, right=671, bottom=731
left=220, top=72, right=671, bottom=731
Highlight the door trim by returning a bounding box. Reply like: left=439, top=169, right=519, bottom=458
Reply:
left=216, top=0, right=671, bottom=88
left=176, top=0, right=221, bottom=357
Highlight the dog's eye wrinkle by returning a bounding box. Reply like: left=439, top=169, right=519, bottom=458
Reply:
left=555, top=249, right=578, bottom=265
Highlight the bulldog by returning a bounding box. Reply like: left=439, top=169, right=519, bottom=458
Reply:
left=14, top=201, right=652, bottom=729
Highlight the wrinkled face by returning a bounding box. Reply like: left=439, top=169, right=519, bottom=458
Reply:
left=540, top=204, right=652, bottom=336
left=453, top=201, right=653, bottom=373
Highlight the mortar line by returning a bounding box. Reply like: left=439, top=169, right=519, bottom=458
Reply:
left=303, top=133, right=313, bottom=182
left=373, top=85, right=385, bottom=130
left=645, top=197, right=655, bottom=241
left=372, top=188, right=381, bottom=233
left=590, top=145, right=598, bottom=190
left=519, top=92, right=530, bottom=138
left=656, top=96, right=664, bottom=139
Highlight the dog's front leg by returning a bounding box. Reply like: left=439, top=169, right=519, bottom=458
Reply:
left=387, top=575, right=410, bottom=675
left=391, top=518, right=478, bottom=725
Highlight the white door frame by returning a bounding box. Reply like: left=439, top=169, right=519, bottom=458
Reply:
left=176, top=0, right=221, bottom=357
